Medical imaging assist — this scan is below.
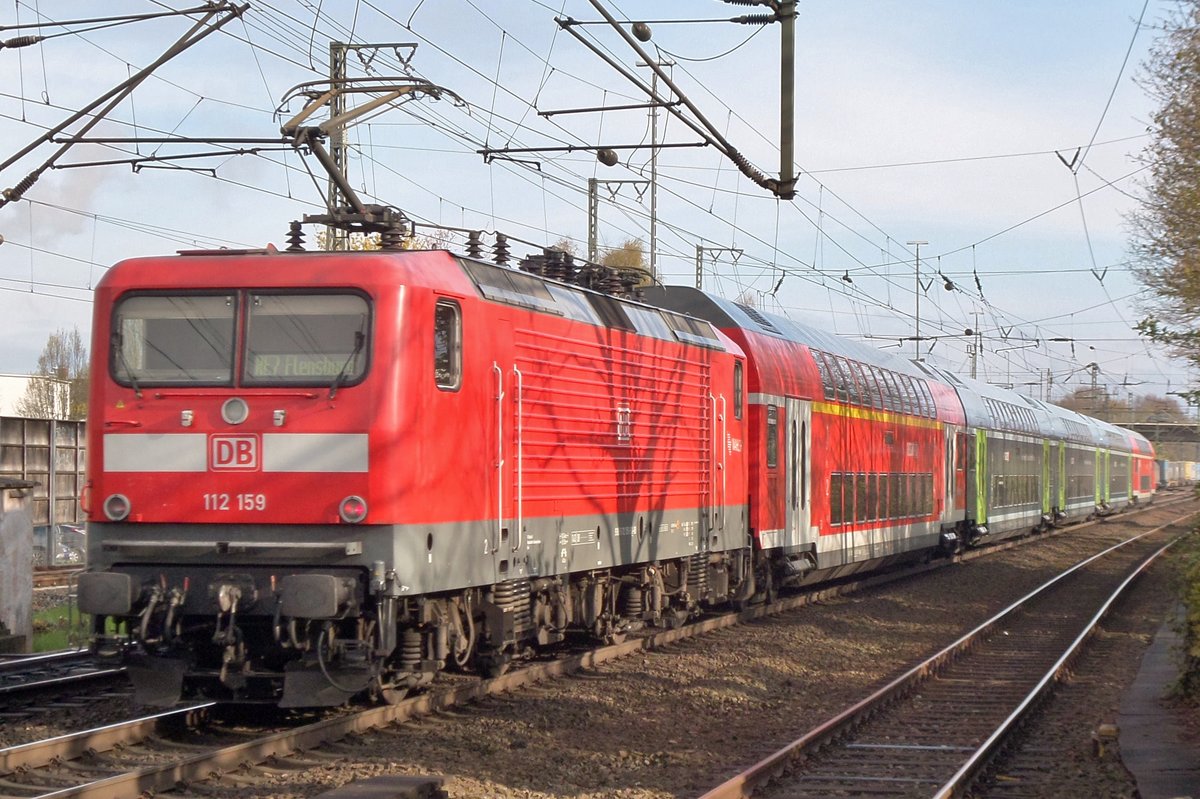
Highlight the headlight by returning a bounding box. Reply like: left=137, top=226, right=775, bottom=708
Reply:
left=104, top=494, right=131, bottom=521
left=339, top=495, right=367, bottom=524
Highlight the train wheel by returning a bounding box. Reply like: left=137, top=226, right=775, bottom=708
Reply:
left=370, top=673, right=407, bottom=706
left=664, top=608, right=690, bottom=629
left=755, top=555, right=777, bottom=605
left=476, top=648, right=510, bottom=678
left=593, top=616, right=626, bottom=645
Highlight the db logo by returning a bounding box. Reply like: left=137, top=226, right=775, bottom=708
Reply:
left=210, top=435, right=259, bottom=471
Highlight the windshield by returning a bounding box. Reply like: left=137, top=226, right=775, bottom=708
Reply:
left=113, top=294, right=237, bottom=385
left=244, top=293, right=369, bottom=385
left=110, top=291, right=371, bottom=388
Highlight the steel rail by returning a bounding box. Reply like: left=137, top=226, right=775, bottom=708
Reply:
left=0, top=649, right=125, bottom=700
left=0, top=667, right=125, bottom=697
left=696, top=506, right=1198, bottom=799
left=0, top=649, right=88, bottom=669
left=0, top=541, right=1016, bottom=797
left=931, top=531, right=1189, bottom=798
left=33, top=566, right=83, bottom=589
left=0, top=705, right=212, bottom=774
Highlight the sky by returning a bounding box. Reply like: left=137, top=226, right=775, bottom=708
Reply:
left=0, top=1, right=1188, bottom=411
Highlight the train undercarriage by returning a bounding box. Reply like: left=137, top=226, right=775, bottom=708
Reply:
left=83, top=549, right=757, bottom=708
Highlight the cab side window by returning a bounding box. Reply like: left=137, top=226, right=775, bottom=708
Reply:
left=734, top=362, right=744, bottom=420
left=433, top=300, right=462, bottom=390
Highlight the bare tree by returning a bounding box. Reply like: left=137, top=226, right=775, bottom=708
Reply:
left=600, top=238, right=646, bottom=269
left=16, top=327, right=88, bottom=420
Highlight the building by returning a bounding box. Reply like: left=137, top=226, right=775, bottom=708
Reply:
left=0, top=374, right=69, bottom=418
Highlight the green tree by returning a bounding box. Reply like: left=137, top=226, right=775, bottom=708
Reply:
left=16, top=327, right=88, bottom=420
left=1131, top=2, right=1200, bottom=397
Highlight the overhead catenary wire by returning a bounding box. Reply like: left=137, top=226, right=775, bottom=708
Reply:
left=0, top=1, right=1181, bottom=397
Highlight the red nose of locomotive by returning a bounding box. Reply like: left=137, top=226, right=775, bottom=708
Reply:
left=90, top=284, right=375, bottom=527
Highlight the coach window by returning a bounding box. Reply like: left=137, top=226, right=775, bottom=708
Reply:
left=855, top=474, right=870, bottom=522
left=833, top=357, right=853, bottom=403
left=830, top=473, right=845, bottom=525
left=880, top=370, right=900, bottom=412
left=766, top=405, right=778, bottom=469
left=899, top=375, right=918, bottom=416
left=917, top=380, right=935, bottom=418
left=433, top=300, right=462, bottom=390
left=844, top=359, right=865, bottom=406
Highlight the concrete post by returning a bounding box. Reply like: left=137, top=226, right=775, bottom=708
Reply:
left=0, top=476, right=36, bottom=653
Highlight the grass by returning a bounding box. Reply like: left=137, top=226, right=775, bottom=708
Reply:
left=31, top=604, right=91, bottom=652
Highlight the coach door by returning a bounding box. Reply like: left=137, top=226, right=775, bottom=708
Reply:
left=784, top=398, right=814, bottom=549
left=943, top=427, right=957, bottom=521
left=1045, top=441, right=1059, bottom=516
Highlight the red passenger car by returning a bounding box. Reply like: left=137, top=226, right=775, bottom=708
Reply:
left=644, top=287, right=966, bottom=588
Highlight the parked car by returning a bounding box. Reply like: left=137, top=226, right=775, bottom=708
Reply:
left=32, top=523, right=85, bottom=568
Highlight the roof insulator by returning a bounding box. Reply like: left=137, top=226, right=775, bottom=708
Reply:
left=285, top=221, right=305, bottom=252
left=493, top=233, right=510, bottom=265
left=466, top=230, right=483, bottom=259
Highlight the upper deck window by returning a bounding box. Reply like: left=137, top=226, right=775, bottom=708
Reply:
left=244, top=293, right=370, bottom=386
left=917, top=379, right=936, bottom=418
left=814, top=351, right=836, bottom=401
left=851, top=362, right=878, bottom=408
left=112, top=294, right=237, bottom=386
left=869, top=366, right=890, bottom=410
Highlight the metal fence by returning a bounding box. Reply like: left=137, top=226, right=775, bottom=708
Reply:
left=0, top=416, right=86, bottom=566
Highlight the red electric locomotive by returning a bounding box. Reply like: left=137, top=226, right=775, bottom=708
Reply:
left=78, top=245, right=751, bottom=706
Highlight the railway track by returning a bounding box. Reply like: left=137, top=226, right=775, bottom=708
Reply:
left=1, top=498, right=1188, bottom=799
left=696, top=508, right=1195, bottom=799
left=0, top=650, right=126, bottom=718
left=0, top=568, right=954, bottom=799
left=32, top=567, right=80, bottom=590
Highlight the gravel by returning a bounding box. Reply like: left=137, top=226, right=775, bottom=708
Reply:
left=15, top=504, right=1199, bottom=799
left=31, top=586, right=71, bottom=613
